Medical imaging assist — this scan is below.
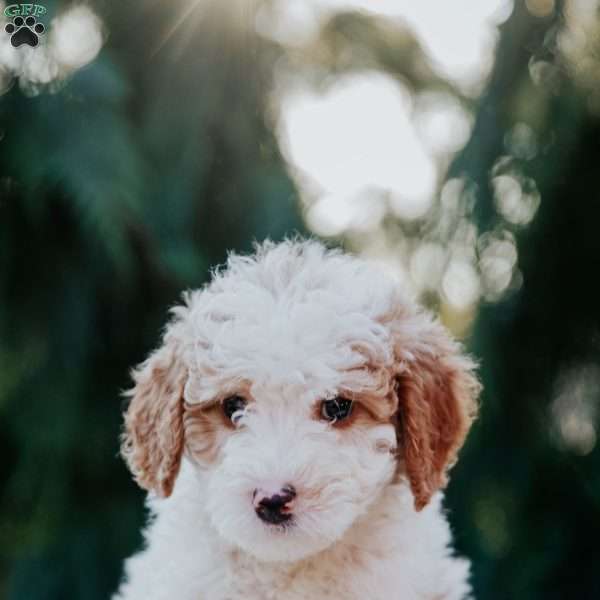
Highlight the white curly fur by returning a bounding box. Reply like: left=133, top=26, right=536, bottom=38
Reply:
left=113, top=239, right=479, bottom=600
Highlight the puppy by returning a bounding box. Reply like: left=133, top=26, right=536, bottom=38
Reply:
left=113, top=239, right=480, bottom=600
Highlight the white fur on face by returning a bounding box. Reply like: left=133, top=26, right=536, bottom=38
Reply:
left=174, top=241, right=403, bottom=562
left=203, top=387, right=397, bottom=562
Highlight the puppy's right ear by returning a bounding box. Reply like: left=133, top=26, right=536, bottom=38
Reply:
left=121, top=332, right=188, bottom=498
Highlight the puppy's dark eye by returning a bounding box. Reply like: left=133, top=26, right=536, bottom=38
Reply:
left=223, top=395, right=247, bottom=423
left=321, top=396, right=353, bottom=423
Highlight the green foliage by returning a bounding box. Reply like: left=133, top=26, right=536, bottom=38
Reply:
left=447, top=3, right=600, bottom=599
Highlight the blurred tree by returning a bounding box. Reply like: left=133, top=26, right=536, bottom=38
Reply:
left=446, top=2, right=600, bottom=599
left=0, top=1, right=303, bottom=598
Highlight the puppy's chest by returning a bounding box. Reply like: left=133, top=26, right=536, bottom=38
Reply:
left=206, top=551, right=384, bottom=600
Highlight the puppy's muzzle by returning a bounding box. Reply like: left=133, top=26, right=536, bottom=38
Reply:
left=253, top=485, right=296, bottom=525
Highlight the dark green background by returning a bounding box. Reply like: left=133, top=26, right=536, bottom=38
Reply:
left=1, top=1, right=599, bottom=598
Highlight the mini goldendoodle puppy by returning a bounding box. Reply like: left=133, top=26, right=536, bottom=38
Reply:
left=113, top=239, right=480, bottom=600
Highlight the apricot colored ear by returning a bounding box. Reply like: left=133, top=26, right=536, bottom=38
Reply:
left=392, top=316, right=480, bottom=510
left=121, top=341, right=187, bottom=497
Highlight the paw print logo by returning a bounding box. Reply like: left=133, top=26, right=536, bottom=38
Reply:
left=5, top=15, right=45, bottom=48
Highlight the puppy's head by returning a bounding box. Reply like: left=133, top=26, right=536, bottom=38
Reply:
left=121, top=240, right=480, bottom=562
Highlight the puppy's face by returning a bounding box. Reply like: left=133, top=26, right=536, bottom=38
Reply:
left=188, top=372, right=398, bottom=562
left=122, top=241, right=479, bottom=563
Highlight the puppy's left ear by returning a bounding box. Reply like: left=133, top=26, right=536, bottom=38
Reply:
left=390, top=311, right=480, bottom=511
left=121, top=328, right=188, bottom=498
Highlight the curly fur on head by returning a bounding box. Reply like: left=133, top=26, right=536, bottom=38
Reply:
left=115, top=239, right=480, bottom=600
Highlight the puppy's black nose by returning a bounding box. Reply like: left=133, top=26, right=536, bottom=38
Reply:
left=253, top=485, right=296, bottom=525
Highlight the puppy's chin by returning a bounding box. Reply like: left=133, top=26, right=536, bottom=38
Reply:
left=210, top=514, right=350, bottom=563
left=206, top=492, right=362, bottom=564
